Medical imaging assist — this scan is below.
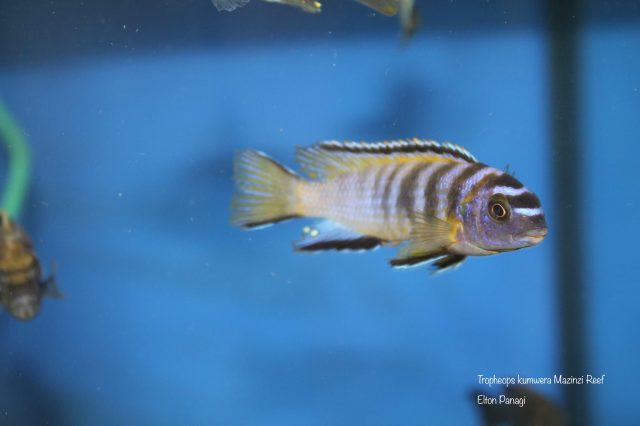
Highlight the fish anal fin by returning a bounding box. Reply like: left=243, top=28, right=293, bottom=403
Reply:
left=294, top=221, right=382, bottom=252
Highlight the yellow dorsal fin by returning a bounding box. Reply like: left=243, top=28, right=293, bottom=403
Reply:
left=296, top=139, right=477, bottom=180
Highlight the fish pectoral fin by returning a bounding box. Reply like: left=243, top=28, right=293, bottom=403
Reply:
left=294, top=220, right=382, bottom=252
left=389, top=213, right=456, bottom=268
left=430, top=255, right=467, bottom=275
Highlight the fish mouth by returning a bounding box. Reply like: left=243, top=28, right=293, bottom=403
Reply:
left=518, top=228, right=548, bottom=245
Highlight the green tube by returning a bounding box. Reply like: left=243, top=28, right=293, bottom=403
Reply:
left=0, top=99, right=31, bottom=219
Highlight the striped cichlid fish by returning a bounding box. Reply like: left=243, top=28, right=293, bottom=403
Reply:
left=231, top=139, right=547, bottom=273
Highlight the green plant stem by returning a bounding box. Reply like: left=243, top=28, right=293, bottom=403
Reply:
left=0, top=99, right=31, bottom=219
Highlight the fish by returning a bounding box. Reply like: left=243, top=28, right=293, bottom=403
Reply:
left=0, top=211, right=61, bottom=321
left=231, top=139, right=547, bottom=273
left=473, top=385, right=565, bottom=426
left=211, top=0, right=322, bottom=13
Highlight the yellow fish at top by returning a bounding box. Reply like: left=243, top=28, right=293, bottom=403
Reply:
left=211, top=0, right=399, bottom=15
left=231, top=139, right=547, bottom=273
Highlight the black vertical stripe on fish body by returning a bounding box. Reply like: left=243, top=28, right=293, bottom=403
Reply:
left=397, top=163, right=431, bottom=217
left=372, top=164, right=391, bottom=209
left=382, top=164, right=403, bottom=223
left=424, top=163, right=457, bottom=217
left=445, top=163, right=489, bottom=217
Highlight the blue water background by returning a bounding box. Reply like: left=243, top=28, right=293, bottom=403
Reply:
left=0, top=0, right=639, bottom=424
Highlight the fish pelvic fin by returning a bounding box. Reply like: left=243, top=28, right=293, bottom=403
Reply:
left=430, top=254, right=466, bottom=275
left=390, top=213, right=457, bottom=268
left=231, top=150, right=303, bottom=229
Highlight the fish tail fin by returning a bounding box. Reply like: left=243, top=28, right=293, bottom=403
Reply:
left=231, top=150, right=303, bottom=229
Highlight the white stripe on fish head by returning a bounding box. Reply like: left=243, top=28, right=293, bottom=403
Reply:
left=513, top=207, right=544, bottom=217
left=492, top=185, right=529, bottom=196
left=458, top=167, right=503, bottom=202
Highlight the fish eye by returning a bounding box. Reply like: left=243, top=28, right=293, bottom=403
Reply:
left=488, top=198, right=510, bottom=222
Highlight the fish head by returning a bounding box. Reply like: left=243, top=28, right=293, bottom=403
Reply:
left=6, top=286, right=41, bottom=321
left=461, top=172, right=547, bottom=253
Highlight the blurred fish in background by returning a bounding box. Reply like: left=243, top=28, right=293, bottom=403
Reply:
left=231, top=139, right=547, bottom=274
left=0, top=212, right=61, bottom=321
left=472, top=385, right=566, bottom=426
left=211, top=0, right=422, bottom=39
left=211, top=0, right=321, bottom=13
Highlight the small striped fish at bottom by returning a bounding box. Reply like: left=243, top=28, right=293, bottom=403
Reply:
left=0, top=211, right=62, bottom=320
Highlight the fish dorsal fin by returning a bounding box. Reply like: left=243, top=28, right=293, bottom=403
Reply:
left=296, top=139, right=477, bottom=180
